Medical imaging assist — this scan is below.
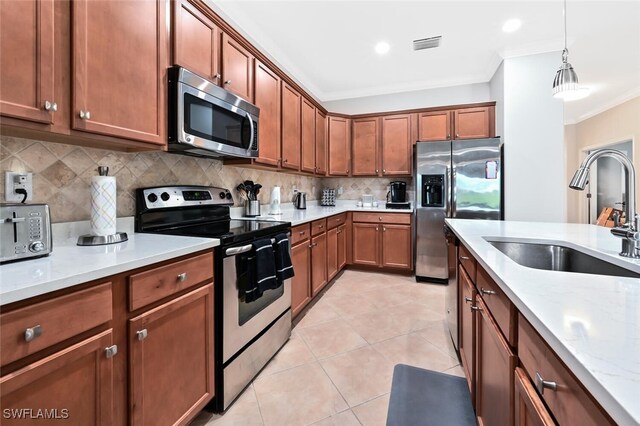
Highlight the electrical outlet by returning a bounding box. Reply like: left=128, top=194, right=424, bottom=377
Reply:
left=337, top=186, right=344, bottom=195
left=5, top=171, right=33, bottom=202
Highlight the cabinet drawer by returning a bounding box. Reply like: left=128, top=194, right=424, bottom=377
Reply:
left=291, top=223, right=311, bottom=245
left=327, top=213, right=347, bottom=229
left=518, top=315, right=615, bottom=426
left=311, top=219, right=327, bottom=236
left=458, top=244, right=476, bottom=283
left=477, top=266, right=516, bottom=347
left=352, top=212, right=411, bottom=224
left=128, top=252, right=213, bottom=311
left=1, top=283, right=112, bottom=366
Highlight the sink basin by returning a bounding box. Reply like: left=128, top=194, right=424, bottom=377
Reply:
left=486, top=239, right=640, bottom=279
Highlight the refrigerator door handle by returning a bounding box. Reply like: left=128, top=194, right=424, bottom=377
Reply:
left=451, top=166, right=457, bottom=217
left=446, top=166, right=452, bottom=217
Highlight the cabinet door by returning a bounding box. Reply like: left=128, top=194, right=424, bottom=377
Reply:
left=352, top=223, right=379, bottom=266
left=253, top=60, right=280, bottom=167
left=337, top=224, right=347, bottom=271
left=326, top=227, right=338, bottom=281
left=459, top=266, right=476, bottom=404
left=173, top=0, right=220, bottom=84
left=281, top=83, right=301, bottom=170
left=0, top=330, right=114, bottom=425
left=381, top=114, right=412, bottom=176
left=221, top=33, right=253, bottom=101
left=315, top=111, right=327, bottom=175
left=418, top=110, right=451, bottom=141
left=328, top=116, right=350, bottom=176
left=291, top=241, right=311, bottom=318
left=0, top=0, right=55, bottom=124
left=352, top=117, right=379, bottom=176
left=301, top=98, right=316, bottom=173
left=381, top=224, right=412, bottom=270
left=514, top=368, right=555, bottom=426
left=453, top=107, right=491, bottom=139
left=72, top=0, right=167, bottom=145
left=129, top=284, right=214, bottom=426
left=476, top=296, right=516, bottom=426
left=310, top=233, right=328, bottom=296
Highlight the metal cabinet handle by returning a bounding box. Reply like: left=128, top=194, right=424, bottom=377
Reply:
left=379, top=217, right=383, bottom=220
left=214, top=73, right=221, bottom=80
left=383, top=227, right=386, bottom=232
left=79, top=110, right=91, bottom=120
left=383, top=169, right=386, bottom=173
left=456, top=133, right=460, bottom=138
left=534, top=372, right=557, bottom=395
left=283, top=159, right=288, bottom=163
left=224, top=80, right=231, bottom=85
left=299, top=231, right=306, bottom=235
left=24, top=325, right=42, bottom=342
left=177, top=272, right=187, bottom=282
left=464, top=296, right=473, bottom=304
left=104, top=345, right=118, bottom=358
left=319, top=225, right=324, bottom=229
left=375, top=169, right=379, bottom=173
left=375, top=227, right=379, bottom=231
left=480, top=287, right=496, bottom=296
left=460, top=256, right=470, bottom=260
left=308, top=243, right=317, bottom=248
left=136, top=329, right=148, bottom=341
left=470, top=305, right=482, bottom=311
left=44, top=101, right=57, bottom=112
left=447, top=133, right=451, bottom=139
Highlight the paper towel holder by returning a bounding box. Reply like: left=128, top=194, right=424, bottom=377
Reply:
left=77, top=166, right=128, bottom=246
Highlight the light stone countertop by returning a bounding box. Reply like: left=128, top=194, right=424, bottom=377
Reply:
left=445, top=218, right=640, bottom=426
left=0, top=218, right=219, bottom=306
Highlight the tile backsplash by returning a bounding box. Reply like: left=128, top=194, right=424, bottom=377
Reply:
left=322, top=177, right=413, bottom=203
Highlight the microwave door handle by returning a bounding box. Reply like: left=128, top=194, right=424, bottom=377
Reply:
left=246, top=112, right=255, bottom=149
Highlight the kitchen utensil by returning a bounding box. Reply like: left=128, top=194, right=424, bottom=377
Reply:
left=245, top=200, right=260, bottom=217
left=294, top=192, right=307, bottom=209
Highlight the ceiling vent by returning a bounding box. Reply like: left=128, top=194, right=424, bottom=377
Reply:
left=413, top=36, right=442, bottom=51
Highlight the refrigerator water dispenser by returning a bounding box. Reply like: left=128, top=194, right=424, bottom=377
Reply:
left=422, top=175, right=444, bottom=207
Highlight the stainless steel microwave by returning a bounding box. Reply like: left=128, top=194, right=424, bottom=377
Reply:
left=168, top=66, right=259, bottom=159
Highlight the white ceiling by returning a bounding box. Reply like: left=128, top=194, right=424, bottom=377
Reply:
left=210, top=1, right=640, bottom=123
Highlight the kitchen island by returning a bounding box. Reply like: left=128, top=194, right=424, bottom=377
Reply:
left=445, top=218, right=640, bottom=426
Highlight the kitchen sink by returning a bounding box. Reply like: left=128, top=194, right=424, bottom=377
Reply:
left=485, top=239, right=640, bottom=279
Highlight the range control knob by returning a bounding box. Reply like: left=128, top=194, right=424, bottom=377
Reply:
left=226, top=192, right=232, bottom=200
left=219, top=191, right=226, bottom=199
left=147, top=193, right=158, bottom=203
left=29, top=241, right=45, bottom=253
left=160, top=192, right=170, bottom=202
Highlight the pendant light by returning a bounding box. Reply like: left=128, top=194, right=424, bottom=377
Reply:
left=552, top=0, right=589, bottom=101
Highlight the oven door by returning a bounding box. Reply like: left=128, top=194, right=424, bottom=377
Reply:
left=175, top=81, right=258, bottom=158
left=222, top=240, right=292, bottom=363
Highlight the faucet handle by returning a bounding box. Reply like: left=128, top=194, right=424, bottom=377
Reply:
left=612, top=211, right=621, bottom=228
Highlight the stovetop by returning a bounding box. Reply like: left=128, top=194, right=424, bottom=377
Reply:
left=151, top=219, right=290, bottom=246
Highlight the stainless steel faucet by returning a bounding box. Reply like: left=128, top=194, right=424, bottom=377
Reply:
left=569, top=148, right=639, bottom=258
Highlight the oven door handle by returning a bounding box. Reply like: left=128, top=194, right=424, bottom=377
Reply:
left=225, top=244, right=253, bottom=257
left=246, top=112, right=255, bottom=149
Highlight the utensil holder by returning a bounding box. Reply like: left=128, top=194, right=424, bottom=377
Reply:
left=245, top=200, right=260, bottom=217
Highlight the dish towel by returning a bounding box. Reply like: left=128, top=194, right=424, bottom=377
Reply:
left=274, top=233, right=295, bottom=284
left=252, top=238, right=278, bottom=293
left=236, top=251, right=260, bottom=302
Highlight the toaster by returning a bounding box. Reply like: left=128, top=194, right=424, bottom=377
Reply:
left=1, top=203, right=52, bottom=263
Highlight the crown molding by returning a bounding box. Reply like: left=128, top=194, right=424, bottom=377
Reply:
left=564, top=88, right=640, bottom=125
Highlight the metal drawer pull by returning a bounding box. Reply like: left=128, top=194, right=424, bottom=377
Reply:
left=136, top=329, right=148, bottom=341
left=535, top=372, right=557, bottom=395
left=24, top=325, right=42, bottom=342
left=214, top=73, right=221, bottom=80
left=319, top=225, right=324, bottom=228
left=480, top=287, right=496, bottom=296
left=44, top=100, right=57, bottom=112
left=299, top=231, right=306, bottom=235
left=464, top=296, right=473, bottom=304
left=309, top=243, right=318, bottom=248
left=460, top=256, right=470, bottom=260
left=104, top=345, right=118, bottom=358
left=79, top=110, right=91, bottom=120
left=470, top=305, right=482, bottom=311
left=177, top=272, right=187, bottom=282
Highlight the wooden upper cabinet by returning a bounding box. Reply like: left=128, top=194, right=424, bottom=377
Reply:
left=221, top=33, right=253, bottom=101
left=0, top=330, right=115, bottom=425
left=72, top=0, right=167, bottom=145
left=352, top=117, right=379, bottom=176
left=173, top=0, right=220, bottom=84
left=328, top=116, right=350, bottom=176
left=454, top=107, right=492, bottom=139
left=253, top=60, right=280, bottom=167
left=0, top=0, right=55, bottom=124
left=281, top=83, right=301, bottom=170
left=381, top=114, right=412, bottom=176
left=418, top=110, right=451, bottom=141
left=129, top=284, right=214, bottom=426
left=315, top=110, right=327, bottom=175
left=381, top=224, right=412, bottom=270
left=301, top=98, right=316, bottom=173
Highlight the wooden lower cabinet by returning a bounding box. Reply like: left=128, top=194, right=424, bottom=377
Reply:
left=310, top=232, right=328, bottom=296
left=475, top=296, right=516, bottom=426
left=129, top=284, right=214, bottom=426
left=326, top=227, right=339, bottom=281
left=352, top=217, right=412, bottom=270
left=381, top=224, right=411, bottom=269
left=352, top=223, right=379, bottom=266
left=459, top=266, right=476, bottom=402
left=337, top=224, right=347, bottom=270
left=514, top=367, right=555, bottom=426
left=291, top=241, right=311, bottom=317
left=0, top=329, right=114, bottom=425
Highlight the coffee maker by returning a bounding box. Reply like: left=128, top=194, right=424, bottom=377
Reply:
left=386, top=181, right=411, bottom=209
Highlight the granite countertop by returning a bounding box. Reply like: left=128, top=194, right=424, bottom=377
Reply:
left=445, top=219, right=640, bottom=426
left=0, top=218, right=219, bottom=306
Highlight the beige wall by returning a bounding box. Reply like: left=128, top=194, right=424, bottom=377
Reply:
left=565, top=96, right=640, bottom=223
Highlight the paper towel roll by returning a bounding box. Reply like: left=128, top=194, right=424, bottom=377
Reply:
left=269, top=186, right=281, bottom=215
left=90, top=175, right=117, bottom=236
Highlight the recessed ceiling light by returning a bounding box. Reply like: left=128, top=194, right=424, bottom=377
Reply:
left=375, top=41, right=390, bottom=55
left=502, top=18, right=522, bottom=33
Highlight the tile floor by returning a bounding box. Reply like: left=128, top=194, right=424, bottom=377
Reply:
left=191, top=270, right=464, bottom=426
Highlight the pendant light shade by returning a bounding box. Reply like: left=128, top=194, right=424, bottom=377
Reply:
left=552, top=0, right=589, bottom=101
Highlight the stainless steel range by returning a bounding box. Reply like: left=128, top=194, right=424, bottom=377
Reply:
left=135, top=185, right=292, bottom=411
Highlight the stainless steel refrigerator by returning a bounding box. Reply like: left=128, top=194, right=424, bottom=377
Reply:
left=414, top=137, right=502, bottom=281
